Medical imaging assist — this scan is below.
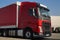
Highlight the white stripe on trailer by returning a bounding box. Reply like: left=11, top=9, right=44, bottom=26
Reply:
left=0, top=25, right=16, bottom=28
left=16, top=1, right=21, bottom=27
left=16, top=1, right=19, bottom=27
left=16, top=3, right=18, bottom=27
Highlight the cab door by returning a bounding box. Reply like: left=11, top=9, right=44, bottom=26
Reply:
left=27, top=8, right=39, bottom=32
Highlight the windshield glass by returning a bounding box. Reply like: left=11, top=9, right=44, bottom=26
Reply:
left=39, top=8, right=50, bottom=20
left=40, top=8, right=49, bottom=16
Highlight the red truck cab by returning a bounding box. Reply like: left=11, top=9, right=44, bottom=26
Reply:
left=18, top=2, right=51, bottom=38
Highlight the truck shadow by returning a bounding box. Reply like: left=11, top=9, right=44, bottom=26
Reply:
left=31, top=38, right=60, bottom=40
left=1, top=36, right=60, bottom=40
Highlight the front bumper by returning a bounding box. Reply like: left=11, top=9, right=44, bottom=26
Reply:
left=33, top=31, right=51, bottom=38
left=43, top=31, right=51, bottom=37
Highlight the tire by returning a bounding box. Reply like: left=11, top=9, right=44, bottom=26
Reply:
left=52, top=28, right=54, bottom=33
left=23, top=29, right=33, bottom=39
left=55, top=29, right=59, bottom=33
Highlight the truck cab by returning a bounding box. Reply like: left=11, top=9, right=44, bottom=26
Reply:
left=17, top=2, right=51, bottom=38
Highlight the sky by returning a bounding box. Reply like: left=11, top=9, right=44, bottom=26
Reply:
left=0, top=0, right=60, bottom=16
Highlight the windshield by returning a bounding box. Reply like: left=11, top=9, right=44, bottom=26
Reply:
left=39, top=7, right=50, bottom=20
left=40, top=8, right=49, bottom=16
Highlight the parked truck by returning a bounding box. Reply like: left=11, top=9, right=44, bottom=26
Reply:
left=0, top=1, right=51, bottom=38
left=51, top=16, right=60, bottom=33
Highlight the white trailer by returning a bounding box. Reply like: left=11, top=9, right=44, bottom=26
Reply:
left=51, top=16, right=60, bottom=32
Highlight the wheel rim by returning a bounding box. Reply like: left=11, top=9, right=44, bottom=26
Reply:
left=26, top=31, right=31, bottom=38
left=56, top=29, right=58, bottom=32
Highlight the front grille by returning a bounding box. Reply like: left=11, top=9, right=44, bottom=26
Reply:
left=42, top=22, right=50, bottom=31
left=42, top=22, right=51, bottom=36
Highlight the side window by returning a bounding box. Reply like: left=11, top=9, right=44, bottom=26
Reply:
left=34, top=8, right=38, bottom=18
left=29, top=8, right=38, bottom=18
left=29, top=8, right=33, bottom=16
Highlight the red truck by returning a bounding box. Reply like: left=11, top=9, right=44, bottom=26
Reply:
left=0, top=2, right=51, bottom=38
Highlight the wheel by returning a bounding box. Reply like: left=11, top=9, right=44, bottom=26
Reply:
left=23, top=29, right=33, bottom=39
left=55, top=29, right=59, bottom=33
left=52, top=27, right=54, bottom=33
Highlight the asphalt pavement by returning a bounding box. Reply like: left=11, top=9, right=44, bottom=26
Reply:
left=32, top=33, right=60, bottom=40
left=0, top=33, right=60, bottom=40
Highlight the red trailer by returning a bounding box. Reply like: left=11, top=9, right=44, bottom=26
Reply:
left=0, top=2, right=51, bottom=38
